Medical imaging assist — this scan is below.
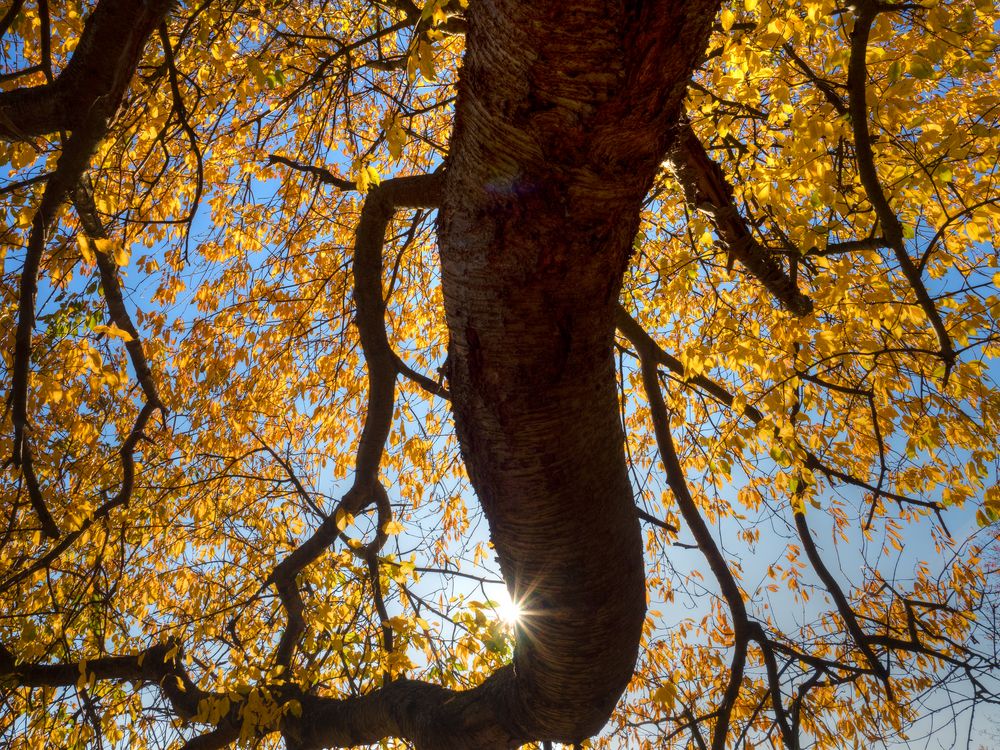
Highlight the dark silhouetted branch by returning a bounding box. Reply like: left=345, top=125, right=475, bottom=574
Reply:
left=846, top=0, right=955, bottom=380
left=666, top=122, right=813, bottom=317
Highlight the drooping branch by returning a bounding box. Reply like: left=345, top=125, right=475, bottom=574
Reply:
left=616, top=307, right=763, bottom=422
left=8, top=128, right=109, bottom=536
left=0, top=400, right=159, bottom=595
left=158, top=23, right=204, bottom=246
left=9, top=129, right=125, bottom=538
left=624, top=318, right=751, bottom=750
left=0, top=173, right=174, bottom=596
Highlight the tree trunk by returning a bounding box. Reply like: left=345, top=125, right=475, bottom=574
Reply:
left=435, top=0, right=720, bottom=743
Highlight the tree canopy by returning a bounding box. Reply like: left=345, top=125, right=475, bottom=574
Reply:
left=1, top=0, right=999, bottom=748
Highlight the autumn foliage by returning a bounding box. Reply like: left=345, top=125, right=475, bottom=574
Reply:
left=1, top=0, right=999, bottom=748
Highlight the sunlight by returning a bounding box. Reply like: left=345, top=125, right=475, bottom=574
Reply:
left=494, top=587, right=522, bottom=625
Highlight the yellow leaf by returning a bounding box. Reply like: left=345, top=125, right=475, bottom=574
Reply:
left=720, top=8, right=736, bottom=31
left=335, top=508, right=353, bottom=532
left=417, top=40, right=436, bottom=81
left=93, top=323, right=134, bottom=342
left=94, top=238, right=130, bottom=266
left=10, top=142, right=37, bottom=170
left=652, top=682, right=677, bottom=709
left=386, top=117, right=406, bottom=160
left=78, top=235, right=95, bottom=265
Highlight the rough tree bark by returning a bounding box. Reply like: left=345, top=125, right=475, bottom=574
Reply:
left=433, top=0, right=719, bottom=744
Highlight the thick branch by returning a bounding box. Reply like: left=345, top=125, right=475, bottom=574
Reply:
left=666, top=122, right=813, bottom=316
left=0, top=0, right=172, bottom=139
left=0, top=640, right=207, bottom=719
left=6, top=0, right=171, bottom=540
left=268, top=173, right=443, bottom=670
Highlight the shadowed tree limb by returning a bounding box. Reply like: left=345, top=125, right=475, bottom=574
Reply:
left=0, top=0, right=173, bottom=140
left=666, top=122, right=813, bottom=317
left=267, top=173, right=443, bottom=670
left=747, top=622, right=798, bottom=750
left=616, top=307, right=764, bottom=422
left=846, top=0, right=955, bottom=381
left=0, top=0, right=25, bottom=40
left=5, top=0, right=172, bottom=539
left=782, top=43, right=847, bottom=116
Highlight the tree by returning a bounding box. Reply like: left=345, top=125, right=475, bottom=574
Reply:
left=1, top=0, right=998, bottom=747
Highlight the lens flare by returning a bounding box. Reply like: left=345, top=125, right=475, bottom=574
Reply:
left=495, top=587, right=522, bottom=625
